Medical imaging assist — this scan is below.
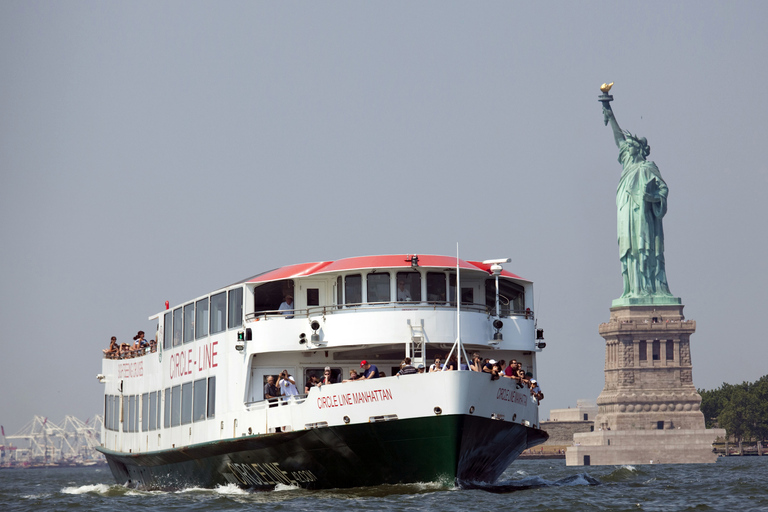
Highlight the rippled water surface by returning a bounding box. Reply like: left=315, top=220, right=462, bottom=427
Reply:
left=2, top=456, right=767, bottom=512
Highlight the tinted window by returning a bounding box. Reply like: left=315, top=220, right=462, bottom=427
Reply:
left=149, top=391, right=157, bottom=431
left=196, top=297, right=209, bottom=339
left=639, top=341, right=647, bottom=361
left=228, top=288, right=243, bottom=329
left=173, top=308, right=182, bottom=347
left=164, top=312, right=172, bottom=350
left=207, top=377, right=216, bottom=418
left=396, top=272, right=421, bottom=302
left=193, top=379, right=207, bottom=422
left=210, top=292, right=226, bottom=334
left=181, top=382, right=193, bottom=425
left=164, top=388, right=171, bottom=428
left=345, top=275, right=362, bottom=305
left=141, top=393, right=149, bottom=432
left=427, top=272, right=447, bottom=303
left=666, top=340, right=674, bottom=361
left=171, top=385, right=181, bottom=427
left=183, top=303, right=195, bottom=343
left=367, top=273, right=390, bottom=303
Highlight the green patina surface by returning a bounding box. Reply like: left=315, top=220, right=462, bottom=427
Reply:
left=601, top=89, right=681, bottom=306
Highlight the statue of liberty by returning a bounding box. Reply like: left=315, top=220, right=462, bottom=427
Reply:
left=599, top=85, right=676, bottom=304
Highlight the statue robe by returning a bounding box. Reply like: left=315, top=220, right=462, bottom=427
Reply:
left=616, top=144, right=672, bottom=297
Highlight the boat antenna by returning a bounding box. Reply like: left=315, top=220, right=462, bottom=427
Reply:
left=456, top=243, right=462, bottom=370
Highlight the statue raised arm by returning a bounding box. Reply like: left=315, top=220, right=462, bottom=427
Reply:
left=598, top=85, right=677, bottom=305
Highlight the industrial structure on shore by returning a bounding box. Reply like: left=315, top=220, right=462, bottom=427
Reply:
left=1, top=415, right=105, bottom=468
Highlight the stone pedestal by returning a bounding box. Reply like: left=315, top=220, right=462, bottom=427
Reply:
left=566, top=304, right=725, bottom=465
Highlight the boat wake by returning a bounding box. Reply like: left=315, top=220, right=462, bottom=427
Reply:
left=459, top=473, right=601, bottom=493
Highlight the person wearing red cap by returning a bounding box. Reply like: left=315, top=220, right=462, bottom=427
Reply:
left=360, top=360, right=379, bottom=380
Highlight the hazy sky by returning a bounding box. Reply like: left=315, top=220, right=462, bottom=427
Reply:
left=1, top=1, right=766, bottom=435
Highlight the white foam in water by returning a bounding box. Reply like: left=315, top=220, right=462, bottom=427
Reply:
left=213, top=483, right=250, bottom=495
left=273, top=482, right=301, bottom=491
left=61, top=483, right=112, bottom=495
left=620, top=465, right=637, bottom=472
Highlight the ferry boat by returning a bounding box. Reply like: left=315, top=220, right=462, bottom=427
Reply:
left=97, top=254, right=548, bottom=490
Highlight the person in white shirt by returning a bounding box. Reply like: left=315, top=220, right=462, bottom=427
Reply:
left=397, top=280, right=412, bottom=301
left=278, top=295, right=294, bottom=319
left=278, top=370, right=299, bottom=401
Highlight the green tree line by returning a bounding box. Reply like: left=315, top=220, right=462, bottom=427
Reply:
left=699, top=375, right=768, bottom=444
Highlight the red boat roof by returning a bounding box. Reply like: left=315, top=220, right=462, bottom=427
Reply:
left=244, top=255, right=528, bottom=284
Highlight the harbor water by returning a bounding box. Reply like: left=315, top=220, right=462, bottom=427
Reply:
left=1, top=456, right=766, bottom=511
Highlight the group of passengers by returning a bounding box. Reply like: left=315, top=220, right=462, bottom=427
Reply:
left=103, top=331, right=157, bottom=359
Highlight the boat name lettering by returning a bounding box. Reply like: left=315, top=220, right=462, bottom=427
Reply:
left=117, top=361, right=143, bottom=379
left=169, top=341, right=218, bottom=380
left=226, top=462, right=317, bottom=487
left=496, top=387, right=528, bottom=406
left=316, top=388, right=393, bottom=409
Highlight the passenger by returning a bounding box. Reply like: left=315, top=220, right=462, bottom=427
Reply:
left=397, top=358, right=417, bottom=375
left=360, top=360, right=380, bottom=380
left=103, top=336, right=119, bottom=359
left=305, top=374, right=319, bottom=394
left=429, top=357, right=443, bottom=372
left=379, top=371, right=386, bottom=378
left=343, top=369, right=361, bottom=382
left=149, top=339, right=157, bottom=353
left=132, top=331, right=147, bottom=356
left=278, top=370, right=299, bottom=401
left=505, top=359, right=519, bottom=377
left=417, top=364, right=425, bottom=373
left=443, top=355, right=457, bottom=371
left=530, top=379, right=544, bottom=403
left=119, top=342, right=131, bottom=359
left=264, top=375, right=280, bottom=406
left=482, top=359, right=496, bottom=373
left=470, top=353, right=483, bottom=372
left=490, top=362, right=502, bottom=381
left=278, top=294, right=294, bottom=319
left=397, top=280, right=412, bottom=301
left=318, top=367, right=334, bottom=387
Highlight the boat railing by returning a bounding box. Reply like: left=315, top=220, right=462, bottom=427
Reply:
left=102, top=341, right=158, bottom=360
left=246, top=302, right=534, bottom=322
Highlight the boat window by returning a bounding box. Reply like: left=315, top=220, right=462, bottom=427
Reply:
left=666, top=340, right=674, bottom=361
left=164, top=312, right=172, bottom=350
left=307, top=288, right=319, bottom=306
left=196, top=297, right=209, bottom=339
left=210, top=292, right=226, bottom=334
left=253, top=280, right=293, bottom=314
left=207, top=377, right=216, bottom=418
left=304, top=367, right=342, bottom=386
left=461, top=287, right=474, bottom=304
left=181, top=382, right=193, bottom=425
left=345, top=274, right=362, bottom=305
left=171, top=385, right=181, bottom=427
left=141, top=393, right=149, bottom=432
left=173, top=308, right=182, bottom=347
left=193, top=378, right=207, bottom=422
left=164, top=388, right=171, bottom=428
left=485, top=279, right=525, bottom=316
left=112, top=395, right=119, bottom=432
left=104, top=396, right=111, bottom=431
left=228, top=288, right=243, bottom=329
left=449, top=274, right=457, bottom=304
left=149, top=391, right=158, bottom=431
left=183, top=303, right=195, bottom=343
left=639, top=341, right=647, bottom=361
left=336, top=276, right=342, bottom=309
left=396, top=272, right=421, bottom=302
left=127, top=395, right=135, bottom=433
left=427, top=272, right=447, bottom=303
left=367, top=273, right=390, bottom=303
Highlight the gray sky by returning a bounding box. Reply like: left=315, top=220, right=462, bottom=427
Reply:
left=1, top=1, right=766, bottom=435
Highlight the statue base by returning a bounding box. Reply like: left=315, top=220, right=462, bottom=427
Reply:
left=612, top=296, right=681, bottom=308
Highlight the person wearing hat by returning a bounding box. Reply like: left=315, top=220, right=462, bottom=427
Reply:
left=360, top=360, right=379, bottom=379
left=417, top=364, right=425, bottom=373
left=278, top=294, right=294, bottom=319
left=530, top=379, right=543, bottom=403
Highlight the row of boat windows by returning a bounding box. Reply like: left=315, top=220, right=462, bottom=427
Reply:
left=104, top=377, right=216, bottom=432
left=162, top=273, right=524, bottom=350
left=163, top=289, right=243, bottom=349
